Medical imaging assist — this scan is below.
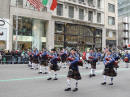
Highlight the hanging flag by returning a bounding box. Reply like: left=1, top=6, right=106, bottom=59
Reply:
left=27, top=0, right=43, bottom=11
left=42, top=0, right=48, bottom=6
left=42, top=0, right=57, bottom=11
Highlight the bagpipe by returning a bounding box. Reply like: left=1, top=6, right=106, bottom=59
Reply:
left=88, top=56, right=98, bottom=62
left=105, top=57, right=119, bottom=68
left=67, top=57, right=83, bottom=66
left=47, top=55, right=61, bottom=61
left=124, top=57, right=129, bottom=62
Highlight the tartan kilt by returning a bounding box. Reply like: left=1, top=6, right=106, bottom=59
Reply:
left=103, top=68, right=117, bottom=77
left=40, top=61, right=48, bottom=66
left=90, top=61, right=96, bottom=69
left=61, top=58, right=66, bottom=63
left=33, top=59, right=39, bottom=64
left=67, top=69, right=81, bottom=80
left=50, top=64, right=60, bottom=71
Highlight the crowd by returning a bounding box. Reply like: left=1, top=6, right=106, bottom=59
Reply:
left=0, top=50, right=29, bottom=64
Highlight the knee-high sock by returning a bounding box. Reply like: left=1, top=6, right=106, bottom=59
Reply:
left=67, top=79, right=71, bottom=88
left=126, top=63, right=128, bottom=68
left=110, top=77, right=113, bottom=83
left=48, top=71, right=52, bottom=78
left=39, top=66, right=42, bottom=72
left=104, top=76, right=107, bottom=82
left=75, top=80, right=78, bottom=88
left=54, top=71, right=57, bottom=78
left=91, top=69, right=95, bottom=74
left=32, top=63, right=34, bottom=68
left=44, top=66, right=48, bottom=73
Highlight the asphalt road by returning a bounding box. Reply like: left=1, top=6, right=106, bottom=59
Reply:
left=0, top=62, right=130, bottom=97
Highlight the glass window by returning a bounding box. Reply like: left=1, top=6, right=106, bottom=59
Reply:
left=68, top=6, right=74, bottom=18
left=79, top=8, right=84, bottom=20
left=17, top=0, right=23, bottom=8
left=97, top=13, right=101, bottom=23
left=108, top=3, right=115, bottom=13
left=55, top=34, right=64, bottom=42
left=88, top=0, right=93, bottom=6
left=79, top=0, right=84, bottom=2
left=97, top=0, right=101, bottom=8
left=88, top=11, right=93, bottom=22
left=57, top=3, right=63, bottom=16
left=108, top=16, right=115, bottom=25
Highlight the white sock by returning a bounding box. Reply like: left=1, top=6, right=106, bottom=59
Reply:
left=54, top=72, right=57, bottom=78
left=39, top=66, right=42, bottom=72
left=104, top=76, right=107, bottom=82
left=67, top=79, right=71, bottom=88
left=48, top=71, right=52, bottom=78
left=75, top=80, right=78, bottom=88
left=92, top=69, right=95, bottom=74
left=91, top=69, right=93, bottom=75
left=110, top=77, right=113, bottom=83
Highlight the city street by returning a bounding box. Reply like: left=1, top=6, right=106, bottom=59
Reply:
left=0, top=62, right=130, bottom=97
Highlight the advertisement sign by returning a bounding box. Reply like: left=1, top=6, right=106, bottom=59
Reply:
left=0, top=28, right=7, bottom=41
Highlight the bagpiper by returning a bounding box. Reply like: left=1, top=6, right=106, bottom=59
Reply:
left=101, top=49, right=117, bottom=85
left=47, top=49, right=60, bottom=80
left=64, top=48, right=83, bottom=92
left=38, top=49, right=49, bottom=74
left=124, top=51, right=130, bottom=68
left=88, top=49, right=98, bottom=77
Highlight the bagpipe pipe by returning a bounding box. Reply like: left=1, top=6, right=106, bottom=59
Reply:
left=67, top=57, right=83, bottom=66
left=47, top=55, right=61, bottom=61
left=105, top=57, right=119, bottom=68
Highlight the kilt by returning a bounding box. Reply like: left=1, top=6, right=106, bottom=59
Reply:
left=103, top=68, right=117, bottom=77
left=90, top=61, right=96, bottom=69
left=67, top=69, right=81, bottom=80
left=50, top=64, right=60, bottom=71
left=61, top=58, right=66, bottom=63
left=33, top=59, right=39, bottom=64
left=40, top=61, right=48, bottom=66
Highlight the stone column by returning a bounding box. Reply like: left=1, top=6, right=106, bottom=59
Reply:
left=46, top=20, right=55, bottom=51
left=102, top=28, right=106, bottom=50
left=32, top=19, right=43, bottom=50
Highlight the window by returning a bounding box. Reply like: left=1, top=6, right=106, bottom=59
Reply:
left=79, top=0, right=84, bottom=2
left=97, top=13, right=101, bottom=23
left=79, top=8, right=84, bottom=20
left=97, top=0, right=101, bottom=8
left=68, top=6, right=74, bottom=18
left=88, top=11, right=93, bottom=22
left=57, top=4, right=63, bottom=16
left=108, top=16, right=115, bottom=25
left=108, top=3, right=115, bottom=13
left=17, top=0, right=23, bottom=8
left=88, top=0, right=93, bottom=6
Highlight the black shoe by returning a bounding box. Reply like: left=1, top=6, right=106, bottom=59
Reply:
left=101, top=82, right=106, bottom=85
left=47, top=78, right=52, bottom=80
left=38, top=72, right=42, bottom=74
left=53, top=78, right=58, bottom=80
left=64, top=88, right=71, bottom=91
left=72, top=88, right=78, bottom=92
left=89, top=74, right=92, bottom=78
left=86, top=67, right=88, bottom=69
left=43, top=72, right=48, bottom=74
left=108, top=83, right=113, bottom=85
left=92, top=74, right=96, bottom=76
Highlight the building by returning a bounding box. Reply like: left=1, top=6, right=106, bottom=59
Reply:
left=118, top=0, right=130, bottom=48
left=118, top=0, right=130, bottom=17
left=0, top=0, right=118, bottom=51
left=104, top=0, right=118, bottom=48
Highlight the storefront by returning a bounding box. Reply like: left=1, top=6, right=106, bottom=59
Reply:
left=13, top=16, right=47, bottom=50
left=0, top=19, right=9, bottom=50
left=55, top=22, right=102, bottom=51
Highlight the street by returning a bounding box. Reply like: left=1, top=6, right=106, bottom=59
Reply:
left=0, top=62, right=130, bottom=97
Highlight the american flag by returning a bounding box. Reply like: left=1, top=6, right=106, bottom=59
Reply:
left=27, top=0, right=43, bottom=11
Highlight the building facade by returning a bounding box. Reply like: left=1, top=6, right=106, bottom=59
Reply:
left=0, top=0, right=118, bottom=51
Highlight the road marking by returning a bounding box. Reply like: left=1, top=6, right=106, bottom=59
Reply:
left=0, top=68, right=130, bottom=82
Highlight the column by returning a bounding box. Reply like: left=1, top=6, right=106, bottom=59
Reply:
left=102, top=28, right=106, bottom=50
left=32, top=19, right=43, bottom=50
left=46, top=20, right=55, bottom=51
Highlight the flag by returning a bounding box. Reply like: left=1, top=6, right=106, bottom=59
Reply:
left=27, top=0, right=43, bottom=11
left=42, top=0, right=57, bottom=11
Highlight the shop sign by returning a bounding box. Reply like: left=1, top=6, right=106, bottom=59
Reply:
left=0, top=28, right=7, bottom=40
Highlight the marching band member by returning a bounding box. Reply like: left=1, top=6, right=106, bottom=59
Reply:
left=38, top=49, right=49, bottom=74
left=60, top=48, right=68, bottom=68
left=124, top=51, right=130, bottom=68
left=65, top=48, right=83, bottom=92
left=47, top=49, right=60, bottom=80
left=88, top=49, right=98, bottom=77
left=101, top=50, right=117, bottom=85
